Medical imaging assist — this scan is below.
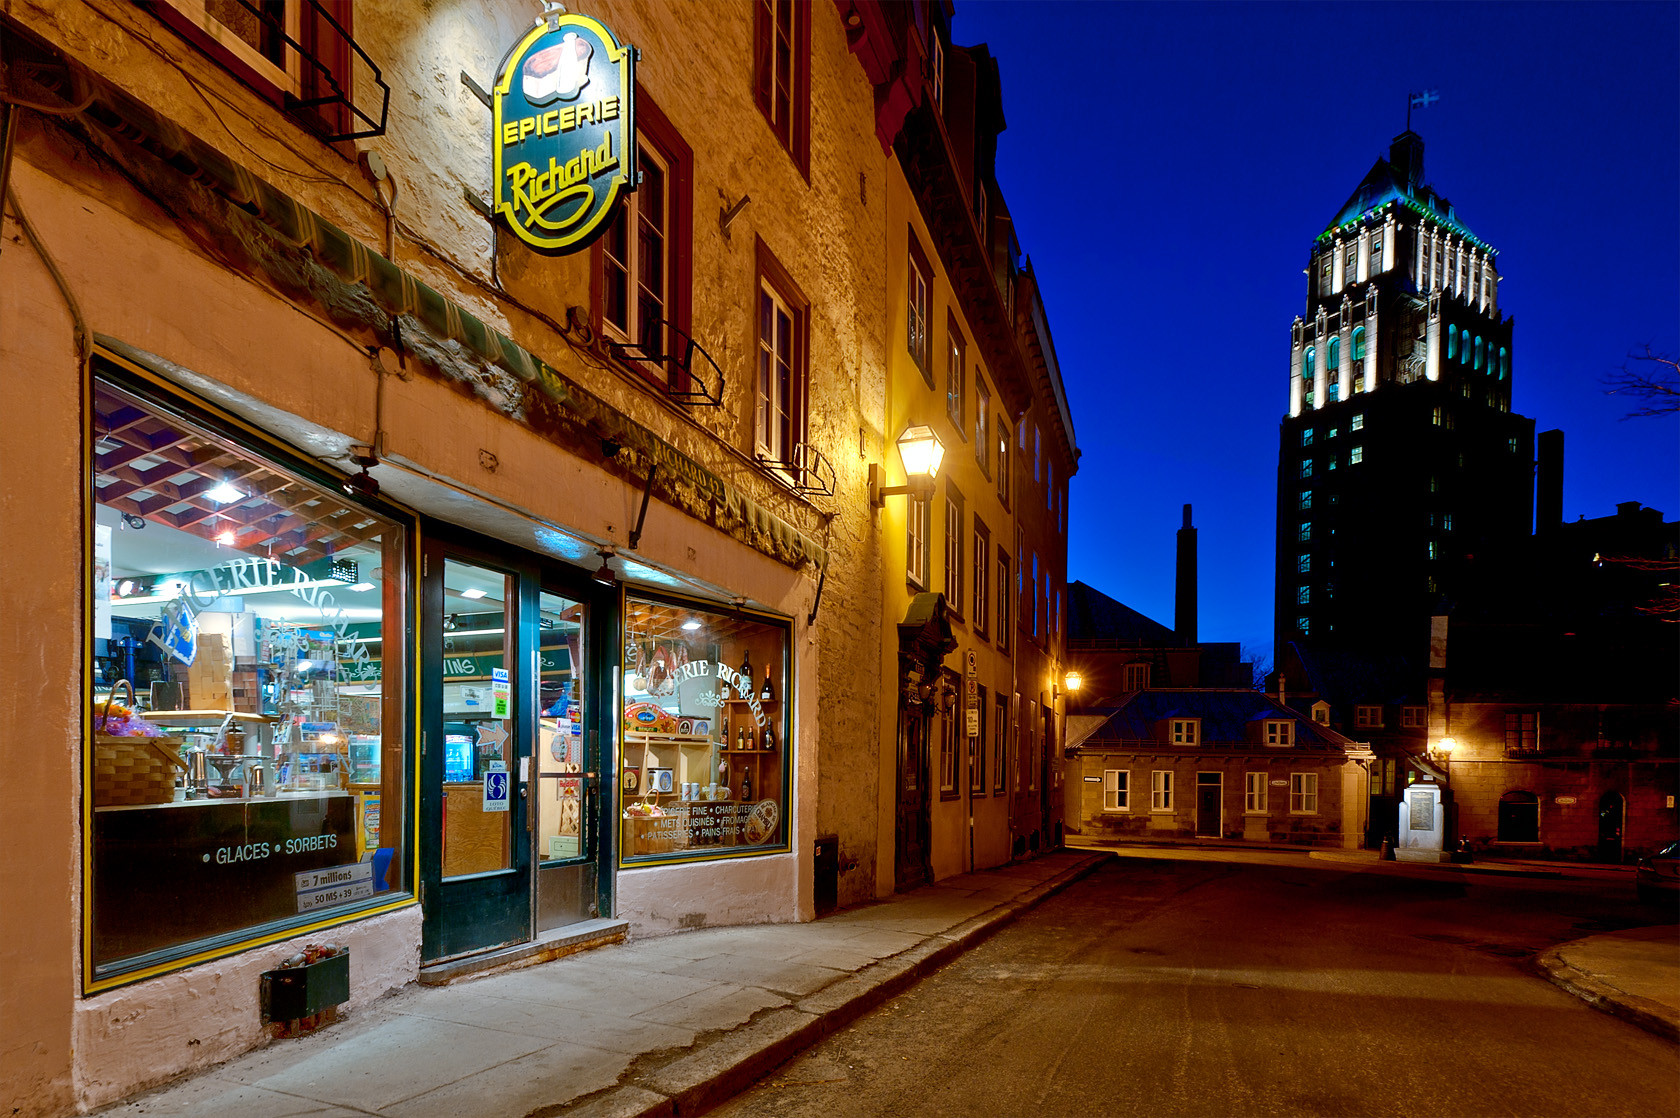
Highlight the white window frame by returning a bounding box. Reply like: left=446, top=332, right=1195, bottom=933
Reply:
left=975, top=377, right=990, bottom=472
left=1355, top=706, right=1383, bottom=729
left=1401, top=706, right=1425, bottom=729
left=1102, top=769, right=1129, bottom=812
left=971, top=523, right=989, bottom=636
left=159, top=0, right=304, bottom=96
left=1244, top=771, right=1269, bottom=814
left=1289, top=773, right=1319, bottom=814
left=1170, top=718, right=1200, bottom=746
left=1265, top=720, right=1294, bottom=747
left=602, top=140, right=672, bottom=358
left=946, top=326, right=964, bottom=433
left=943, top=497, right=962, bottom=611
left=1151, top=770, right=1173, bottom=812
left=907, top=494, right=928, bottom=587
left=1124, top=662, right=1150, bottom=691
left=907, top=247, right=930, bottom=372
left=755, top=282, right=796, bottom=463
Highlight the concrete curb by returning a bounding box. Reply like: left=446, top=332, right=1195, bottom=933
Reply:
left=561, top=852, right=1111, bottom=1117
left=1533, top=947, right=1680, bottom=1044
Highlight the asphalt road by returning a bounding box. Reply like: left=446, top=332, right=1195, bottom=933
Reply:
left=711, top=848, right=1678, bottom=1118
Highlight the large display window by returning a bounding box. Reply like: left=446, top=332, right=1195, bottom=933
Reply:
left=619, top=595, right=789, bottom=862
left=88, top=374, right=410, bottom=983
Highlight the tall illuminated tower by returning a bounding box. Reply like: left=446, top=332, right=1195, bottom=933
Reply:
left=1274, top=131, right=1535, bottom=664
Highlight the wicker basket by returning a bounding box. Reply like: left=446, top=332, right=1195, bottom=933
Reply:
left=94, top=733, right=187, bottom=806
left=92, top=680, right=187, bottom=808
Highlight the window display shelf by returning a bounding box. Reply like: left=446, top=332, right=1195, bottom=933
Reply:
left=142, top=710, right=280, bottom=724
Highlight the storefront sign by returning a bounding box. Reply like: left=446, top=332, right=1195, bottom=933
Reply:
left=492, top=12, right=636, bottom=254
left=483, top=765, right=510, bottom=813
left=491, top=667, right=511, bottom=718
left=1554, top=795, right=1577, bottom=805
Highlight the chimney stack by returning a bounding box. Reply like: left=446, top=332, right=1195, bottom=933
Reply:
left=1389, top=131, right=1425, bottom=190
left=1175, top=503, right=1197, bottom=644
left=1537, top=429, right=1564, bottom=533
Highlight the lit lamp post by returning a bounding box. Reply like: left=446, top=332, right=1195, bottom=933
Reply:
left=1064, top=670, right=1083, bottom=696
left=869, top=425, right=945, bottom=508
left=1430, top=736, right=1456, bottom=766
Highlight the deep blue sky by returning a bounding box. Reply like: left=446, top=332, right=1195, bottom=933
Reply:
left=956, top=0, right=1680, bottom=664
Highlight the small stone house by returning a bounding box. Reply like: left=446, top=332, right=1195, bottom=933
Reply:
left=1067, top=690, right=1373, bottom=848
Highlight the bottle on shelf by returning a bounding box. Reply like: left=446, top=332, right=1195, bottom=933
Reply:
left=762, top=725, right=775, bottom=752
left=738, top=649, right=753, bottom=684
left=722, top=715, right=730, bottom=743
left=740, top=767, right=752, bottom=801
left=759, top=665, right=775, bottom=703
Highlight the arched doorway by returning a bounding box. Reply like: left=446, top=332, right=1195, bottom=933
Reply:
left=1497, top=790, right=1540, bottom=844
left=1596, top=791, right=1625, bottom=864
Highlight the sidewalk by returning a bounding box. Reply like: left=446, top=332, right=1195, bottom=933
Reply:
left=100, top=850, right=1107, bottom=1118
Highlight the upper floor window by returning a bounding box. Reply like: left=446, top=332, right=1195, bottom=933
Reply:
left=1352, top=326, right=1366, bottom=362
left=1369, top=239, right=1383, bottom=274
left=1499, top=347, right=1509, bottom=380
left=1297, top=553, right=1311, bottom=574
left=943, top=493, right=963, bottom=617
left=755, top=241, right=807, bottom=472
left=907, top=494, right=928, bottom=587
left=1447, top=324, right=1458, bottom=360
left=1300, top=459, right=1313, bottom=479
left=1505, top=712, right=1538, bottom=751
left=975, top=378, right=991, bottom=473
left=1401, top=706, right=1425, bottom=729
left=1304, top=347, right=1316, bottom=383
left=1473, top=336, right=1484, bottom=371
left=1328, top=335, right=1340, bottom=374
left=1345, top=246, right=1358, bottom=283
left=929, top=26, right=945, bottom=108
left=1350, top=445, right=1364, bottom=465
left=1170, top=718, right=1200, bottom=746
left=907, top=236, right=932, bottom=378
left=1124, top=662, right=1150, bottom=691
left=1299, top=521, right=1312, bottom=542
left=1265, top=720, right=1294, bottom=747
left=996, top=418, right=1010, bottom=507
left=1319, top=257, right=1333, bottom=296
left=1327, top=382, right=1340, bottom=403
left=972, top=518, right=990, bottom=638
left=598, top=96, right=693, bottom=394
left=1355, top=705, right=1383, bottom=728
left=946, top=319, right=965, bottom=435
left=150, top=0, right=384, bottom=141
left=1299, top=489, right=1313, bottom=510
left=1302, top=428, right=1315, bottom=447
left=753, top=0, right=809, bottom=172
left=1350, top=413, right=1364, bottom=431
left=995, top=548, right=1011, bottom=653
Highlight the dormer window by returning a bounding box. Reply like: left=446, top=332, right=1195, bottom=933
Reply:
left=1355, top=705, right=1383, bottom=728
left=1170, top=718, right=1200, bottom=746
left=1265, top=720, right=1294, bottom=747
left=1124, top=663, right=1150, bottom=691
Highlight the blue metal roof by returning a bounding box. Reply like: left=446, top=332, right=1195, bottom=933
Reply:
left=1080, top=689, right=1364, bottom=753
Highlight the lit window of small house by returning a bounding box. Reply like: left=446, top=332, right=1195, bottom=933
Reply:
left=1289, top=773, right=1319, bottom=814
left=91, top=376, right=409, bottom=981
left=1355, top=705, right=1383, bottom=728
left=1265, top=720, right=1293, bottom=747
left=1401, top=706, right=1425, bottom=729
left=1151, top=770, right=1173, bottom=812
left=619, top=596, right=789, bottom=862
left=1102, top=770, right=1129, bottom=812
left=1170, top=719, right=1200, bottom=746
left=1245, top=772, right=1268, bottom=813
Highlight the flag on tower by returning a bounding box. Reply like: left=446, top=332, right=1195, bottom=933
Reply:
left=1410, top=90, right=1440, bottom=109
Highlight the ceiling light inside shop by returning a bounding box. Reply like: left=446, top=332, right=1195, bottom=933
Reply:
left=458, top=587, right=487, bottom=599
left=205, top=482, right=246, bottom=503
left=682, top=619, right=702, bottom=630
left=215, top=529, right=237, bottom=545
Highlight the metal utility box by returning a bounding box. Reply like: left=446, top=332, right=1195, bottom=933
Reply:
left=260, top=949, right=349, bottom=1023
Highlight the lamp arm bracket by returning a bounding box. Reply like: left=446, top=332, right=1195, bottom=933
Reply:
left=627, top=462, right=659, bottom=551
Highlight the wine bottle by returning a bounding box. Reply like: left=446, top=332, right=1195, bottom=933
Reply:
left=739, top=649, right=753, bottom=684
left=762, top=725, right=774, bottom=752
left=759, top=665, right=775, bottom=703
left=741, top=767, right=752, bottom=800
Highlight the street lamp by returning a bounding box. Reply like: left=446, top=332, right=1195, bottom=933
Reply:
left=1064, top=671, right=1083, bottom=693
left=869, top=425, right=945, bottom=508
left=1430, top=736, right=1456, bottom=764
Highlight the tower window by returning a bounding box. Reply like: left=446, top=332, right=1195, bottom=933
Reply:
left=1447, top=325, right=1458, bottom=360
left=1299, top=489, right=1313, bottom=510
left=1351, top=413, right=1364, bottom=431
left=1369, top=240, right=1383, bottom=274
left=1431, top=406, right=1443, bottom=426
left=1298, top=553, right=1311, bottom=573
left=1297, top=585, right=1310, bottom=605
left=1300, top=459, right=1313, bottom=479
left=1350, top=445, right=1364, bottom=465
left=1302, top=428, right=1315, bottom=447
left=1352, top=326, right=1366, bottom=361
left=1346, top=247, right=1358, bottom=283
left=1305, top=347, right=1315, bottom=383
left=1474, top=336, right=1484, bottom=371
left=1507, top=436, right=1518, bottom=454
left=1297, top=615, right=1310, bottom=636
left=1499, top=347, right=1509, bottom=380
left=1328, top=336, right=1340, bottom=374
left=1327, top=381, right=1340, bottom=402
left=1299, top=522, right=1312, bottom=542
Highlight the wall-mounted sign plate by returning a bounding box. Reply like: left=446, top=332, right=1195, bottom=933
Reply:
left=492, top=14, right=636, bottom=254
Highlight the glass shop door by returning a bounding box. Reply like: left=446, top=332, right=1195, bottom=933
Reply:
left=420, top=542, right=532, bottom=961
left=532, top=574, right=606, bottom=931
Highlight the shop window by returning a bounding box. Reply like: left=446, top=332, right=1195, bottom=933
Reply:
left=754, top=240, right=808, bottom=479
left=1103, top=769, right=1129, bottom=812
left=1289, top=773, right=1319, bottom=814
left=1265, top=720, right=1294, bottom=747
left=752, top=0, right=809, bottom=173
left=1124, top=662, right=1150, bottom=691
left=1497, top=791, right=1540, bottom=843
left=946, top=316, right=966, bottom=435
left=148, top=0, right=385, bottom=141
left=1245, top=771, right=1268, bottom=813
left=619, top=595, right=789, bottom=862
left=971, top=518, right=990, bottom=639
left=970, top=686, right=987, bottom=794
left=597, top=93, right=693, bottom=396
left=1151, top=770, right=1173, bottom=812
left=90, top=373, right=408, bottom=983
left=992, top=692, right=1008, bottom=795
left=907, top=233, right=932, bottom=380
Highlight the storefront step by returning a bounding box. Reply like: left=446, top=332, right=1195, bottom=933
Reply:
left=417, top=918, right=629, bottom=985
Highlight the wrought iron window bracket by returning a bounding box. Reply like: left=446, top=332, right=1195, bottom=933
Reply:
left=605, top=317, right=725, bottom=408
left=754, top=442, right=836, bottom=498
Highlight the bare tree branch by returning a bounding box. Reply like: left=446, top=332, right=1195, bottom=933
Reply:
left=1604, top=345, right=1680, bottom=418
